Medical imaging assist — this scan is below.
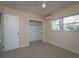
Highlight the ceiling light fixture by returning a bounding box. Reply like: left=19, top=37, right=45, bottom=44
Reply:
left=42, top=2, right=46, bottom=8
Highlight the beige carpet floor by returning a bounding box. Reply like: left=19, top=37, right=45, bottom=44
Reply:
left=0, top=40, right=79, bottom=58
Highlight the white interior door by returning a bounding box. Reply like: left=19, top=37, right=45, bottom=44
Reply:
left=0, top=22, right=1, bottom=52
left=29, top=21, right=43, bottom=42
left=4, top=15, right=19, bottom=51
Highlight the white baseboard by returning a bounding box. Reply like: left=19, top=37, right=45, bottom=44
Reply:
left=47, top=40, right=79, bottom=55
left=4, top=43, right=30, bottom=52
left=42, top=39, right=47, bottom=42
left=20, top=43, right=29, bottom=48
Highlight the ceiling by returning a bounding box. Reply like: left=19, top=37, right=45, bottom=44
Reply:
left=1, top=1, right=79, bottom=17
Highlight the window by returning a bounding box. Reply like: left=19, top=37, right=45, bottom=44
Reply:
left=51, top=19, right=62, bottom=31
left=51, top=14, right=79, bottom=32
left=63, top=15, right=79, bottom=31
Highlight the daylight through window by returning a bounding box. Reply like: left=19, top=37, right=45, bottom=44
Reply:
left=51, top=14, right=79, bottom=31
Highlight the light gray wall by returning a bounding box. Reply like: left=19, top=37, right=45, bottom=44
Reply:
left=0, top=23, right=1, bottom=39
left=0, top=16, right=1, bottom=52
left=3, top=7, right=44, bottom=48
left=0, top=15, right=1, bottom=41
left=45, top=4, right=79, bottom=54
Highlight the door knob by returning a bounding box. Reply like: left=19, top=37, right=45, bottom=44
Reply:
left=17, top=33, right=19, bottom=35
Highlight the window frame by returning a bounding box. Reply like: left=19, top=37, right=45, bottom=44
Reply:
left=63, top=14, right=79, bottom=32
left=51, top=18, right=62, bottom=32
left=51, top=14, right=79, bottom=32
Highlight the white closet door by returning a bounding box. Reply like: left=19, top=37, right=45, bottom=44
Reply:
left=4, top=15, right=19, bottom=51
left=29, top=25, right=43, bottom=42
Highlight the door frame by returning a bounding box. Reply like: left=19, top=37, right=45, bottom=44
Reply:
left=28, top=17, right=44, bottom=44
left=3, top=14, right=20, bottom=51
left=1, top=13, right=4, bottom=52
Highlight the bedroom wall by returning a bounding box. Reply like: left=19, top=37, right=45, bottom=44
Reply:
left=3, top=7, right=44, bottom=48
left=0, top=20, right=1, bottom=41
left=45, top=4, right=79, bottom=54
